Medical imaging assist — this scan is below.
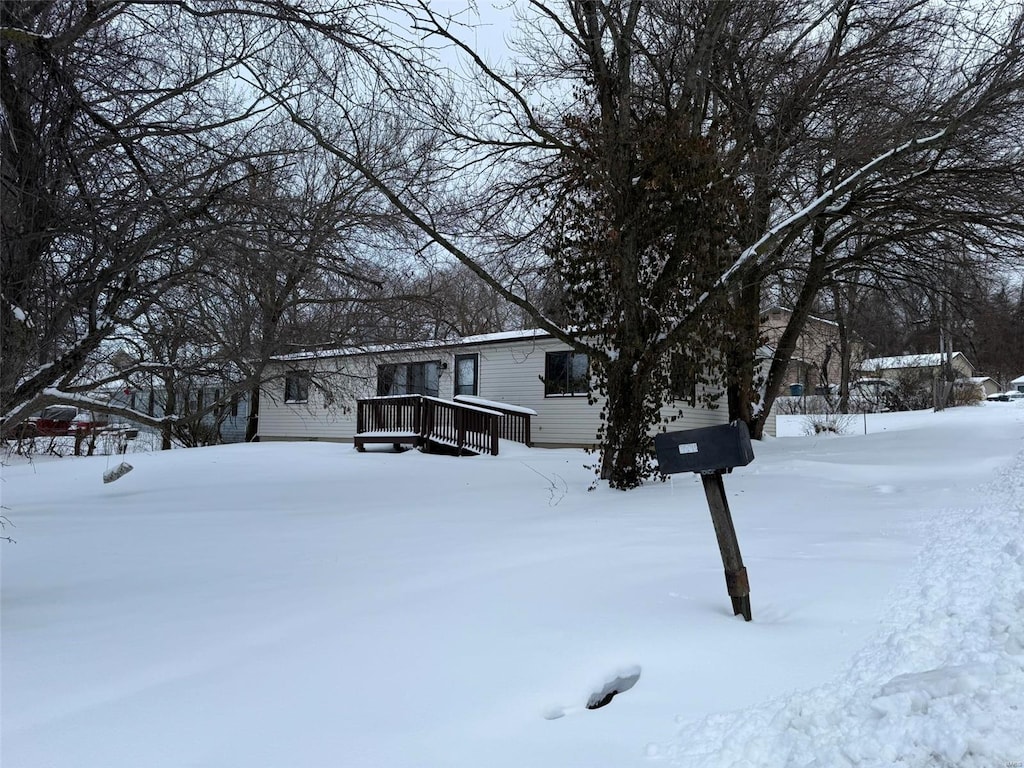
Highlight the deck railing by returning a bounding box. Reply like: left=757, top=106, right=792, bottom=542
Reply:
left=421, top=397, right=500, bottom=455
left=355, top=394, right=530, bottom=456
left=355, top=395, right=423, bottom=438
left=454, top=396, right=532, bottom=446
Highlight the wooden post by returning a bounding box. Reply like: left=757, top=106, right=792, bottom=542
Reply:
left=456, top=407, right=466, bottom=454
left=700, top=471, right=752, bottom=621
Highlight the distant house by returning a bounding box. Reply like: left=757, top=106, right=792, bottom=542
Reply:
left=959, top=376, right=1001, bottom=398
left=107, top=382, right=250, bottom=443
left=1012, top=374, right=1024, bottom=393
left=759, top=306, right=865, bottom=394
left=857, top=352, right=975, bottom=382
left=258, top=330, right=774, bottom=448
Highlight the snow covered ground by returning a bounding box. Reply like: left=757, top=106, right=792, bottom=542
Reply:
left=2, top=403, right=1022, bottom=767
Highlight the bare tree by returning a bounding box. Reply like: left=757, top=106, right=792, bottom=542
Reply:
left=745, top=3, right=1024, bottom=433
left=267, top=0, right=1024, bottom=486
left=1, top=2, right=272, bottom=430
left=1, top=0, right=423, bottom=438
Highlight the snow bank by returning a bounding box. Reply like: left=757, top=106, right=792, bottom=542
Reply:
left=663, top=430, right=1024, bottom=766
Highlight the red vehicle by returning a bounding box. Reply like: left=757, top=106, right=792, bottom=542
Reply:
left=32, top=406, right=109, bottom=437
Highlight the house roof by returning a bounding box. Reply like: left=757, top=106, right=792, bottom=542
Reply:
left=859, top=352, right=971, bottom=371
left=1012, top=374, right=1024, bottom=385
left=274, top=329, right=553, bottom=362
left=759, top=305, right=839, bottom=328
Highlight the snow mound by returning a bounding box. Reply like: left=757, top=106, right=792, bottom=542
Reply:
left=663, top=447, right=1024, bottom=767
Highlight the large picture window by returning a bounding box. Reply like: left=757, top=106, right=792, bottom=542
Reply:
left=377, top=361, right=441, bottom=398
left=544, top=351, right=589, bottom=396
left=284, top=370, right=310, bottom=403
left=454, top=354, right=478, bottom=396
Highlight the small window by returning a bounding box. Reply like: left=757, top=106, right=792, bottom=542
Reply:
left=454, top=354, right=478, bottom=396
left=284, top=370, right=310, bottom=403
left=544, top=351, right=589, bottom=396
left=230, top=392, right=240, bottom=417
left=669, top=354, right=698, bottom=406
left=377, top=361, right=440, bottom=397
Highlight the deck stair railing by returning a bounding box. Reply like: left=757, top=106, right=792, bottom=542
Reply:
left=453, top=396, right=532, bottom=446
left=354, top=395, right=532, bottom=456
left=421, top=397, right=500, bottom=455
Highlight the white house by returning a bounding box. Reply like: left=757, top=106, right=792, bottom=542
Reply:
left=257, top=330, right=770, bottom=448
left=1012, top=374, right=1024, bottom=393
left=107, top=383, right=250, bottom=443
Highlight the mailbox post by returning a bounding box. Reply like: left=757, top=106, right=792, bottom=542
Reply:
left=654, top=421, right=754, bottom=622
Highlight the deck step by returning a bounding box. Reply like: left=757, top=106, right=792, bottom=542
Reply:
left=353, top=432, right=421, bottom=452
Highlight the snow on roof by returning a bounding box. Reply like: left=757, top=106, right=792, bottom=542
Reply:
left=760, top=305, right=840, bottom=328
left=274, top=329, right=553, bottom=362
left=860, top=352, right=966, bottom=371
left=1012, top=374, right=1024, bottom=385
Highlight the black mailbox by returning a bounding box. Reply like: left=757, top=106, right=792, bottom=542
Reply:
left=654, top=421, right=754, bottom=475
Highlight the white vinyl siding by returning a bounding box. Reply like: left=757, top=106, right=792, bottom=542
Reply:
left=256, top=332, right=754, bottom=445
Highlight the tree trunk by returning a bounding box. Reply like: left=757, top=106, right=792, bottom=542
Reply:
left=161, top=384, right=176, bottom=451
left=726, top=279, right=763, bottom=432
left=245, top=385, right=260, bottom=442
left=598, top=357, right=654, bottom=490
left=832, top=285, right=852, bottom=413
left=750, top=254, right=830, bottom=438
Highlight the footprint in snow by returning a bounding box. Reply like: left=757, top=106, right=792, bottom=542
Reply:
left=543, top=665, right=642, bottom=720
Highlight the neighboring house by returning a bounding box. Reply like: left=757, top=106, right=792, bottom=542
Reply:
left=1012, top=374, right=1024, bottom=393
left=759, top=306, right=865, bottom=394
left=258, top=329, right=773, bottom=447
left=107, top=383, right=250, bottom=443
left=857, top=352, right=975, bottom=381
left=960, top=376, right=1001, bottom=398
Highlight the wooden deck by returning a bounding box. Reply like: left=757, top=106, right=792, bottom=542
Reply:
left=354, top=395, right=532, bottom=456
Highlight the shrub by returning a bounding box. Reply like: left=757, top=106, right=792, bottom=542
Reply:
left=882, top=371, right=934, bottom=411
left=801, top=412, right=854, bottom=435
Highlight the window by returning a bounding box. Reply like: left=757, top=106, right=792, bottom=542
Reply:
left=669, top=354, right=698, bottom=406
left=454, top=354, right=478, bottom=396
left=377, top=361, right=440, bottom=398
left=230, top=392, right=240, bottom=417
left=544, top=351, right=589, bottom=396
left=284, top=370, right=310, bottom=403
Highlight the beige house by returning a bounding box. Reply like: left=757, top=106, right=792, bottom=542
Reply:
left=759, top=306, right=865, bottom=394
left=857, top=352, right=975, bottom=381
left=963, top=376, right=1001, bottom=397
left=258, top=330, right=775, bottom=447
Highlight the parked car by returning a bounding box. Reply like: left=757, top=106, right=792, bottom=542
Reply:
left=32, top=406, right=109, bottom=436
left=849, top=378, right=893, bottom=403
left=986, top=391, right=1024, bottom=402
